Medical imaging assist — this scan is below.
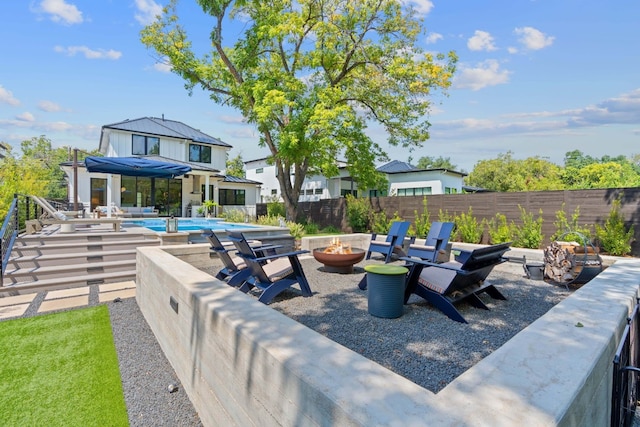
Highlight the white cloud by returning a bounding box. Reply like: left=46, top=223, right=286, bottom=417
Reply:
left=152, top=58, right=172, bottom=73
left=401, top=0, right=434, bottom=17
left=16, top=112, right=35, bottom=122
left=507, top=46, right=518, bottom=54
left=0, top=85, right=20, bottom=106
left=38, top=100, right=63, bottom=112
left=514, top=27, right=554, bottom=50
left=467, top=30, right=497, bottom=52
left=134, top=0, right=163, bottom=26
left=36, top=0, right=83, bottom=25
left=219, top=115, right=248, bottom=124
left=454, top=60, right=511, bottom=91
left=425, top=32, right=443, bottom=44
left=54, top=45, right=122, bottom=60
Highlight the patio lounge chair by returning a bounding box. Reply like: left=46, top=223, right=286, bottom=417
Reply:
left=31, top=195, right=83, bottom=219
left=365, top=221, right=412, bottom=263
left=406, top=222, right=455, bottom=263
left=201, top=229, right=269, bottom=287
left=32, top=195, right=122, bottom=232
left=402, top=242, right=512, bottom=323
left=227, top=230, right=313, bottom=304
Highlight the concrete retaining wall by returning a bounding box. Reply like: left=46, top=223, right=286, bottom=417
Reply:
left=136, top=245, right=640, bottom=426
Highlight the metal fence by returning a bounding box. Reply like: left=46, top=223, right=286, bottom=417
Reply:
left=0, top=196, right=19, bottom=286
left=612, top=300, right=640, bottom=427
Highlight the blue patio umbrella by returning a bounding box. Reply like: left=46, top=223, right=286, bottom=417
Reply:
left=84, top=156, right=191, bottom=178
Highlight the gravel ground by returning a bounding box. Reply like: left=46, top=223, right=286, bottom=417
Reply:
left=202, top=254, right=573, bottom=393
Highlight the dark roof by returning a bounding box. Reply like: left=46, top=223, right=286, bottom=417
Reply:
left=103, top=117, right=231, bottom=147
left=223, top=175, right=262, bottom=185
left=376, top=160, right=417, bottom=173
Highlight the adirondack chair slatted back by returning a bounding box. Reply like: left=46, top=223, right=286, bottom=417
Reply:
left=227, top=230, right=273, bottom=284
left=202, top=230, right=238, bottom=271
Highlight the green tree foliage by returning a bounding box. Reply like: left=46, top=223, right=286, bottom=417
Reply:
left=465, top=151, right=563, bottom=192
left=567, top=162, right=640, bottom=189
left=415, top=156, right=457, bottom=171
left=595, top=199, right=635, bottom=256
left=141, top=0, right=457, bottom=220
left=225, top=152, right=245, bottom=178
left=345, top=194, right=370, bottom=232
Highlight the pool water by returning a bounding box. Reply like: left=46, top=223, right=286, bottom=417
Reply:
left=124, top=218, right=257, bottom=232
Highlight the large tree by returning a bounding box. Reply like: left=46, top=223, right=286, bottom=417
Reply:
left=415, top=155, right=457, bottom=171
left=141, top=0, right=456, bottom=220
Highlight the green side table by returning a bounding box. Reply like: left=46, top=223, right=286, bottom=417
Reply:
left=364, top=264, right=408, bottom=318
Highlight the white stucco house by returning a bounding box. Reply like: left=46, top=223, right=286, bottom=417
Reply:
left=61, top=117, right=262, bottom=217
left=245, top=158, right=467, bottom=203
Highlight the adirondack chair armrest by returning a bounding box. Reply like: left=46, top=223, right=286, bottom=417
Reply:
left=400, top=257, right=463, bottom=272
left=253, top=250, right=310, bottom=263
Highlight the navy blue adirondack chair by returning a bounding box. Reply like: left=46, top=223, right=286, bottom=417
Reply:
left=226, top=230, right=313, bottom=304
left=402, top=242, right=512, bottom=323
left=202, top=229, right=253, bottom=287
left=407, top=222, right=455, bottom=263
left=365, top=221, right=412, bottom=263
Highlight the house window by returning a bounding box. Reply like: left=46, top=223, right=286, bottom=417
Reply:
left=341, top=189, right=357, bottom=197
left=189, top=144, right=211, bottom=163
left=369, top=189, right=388, bottom=197
left=397, top=187, right=431, bottom=197
left=219, top=189, right=245, bottom=205
left=305, top=189, right=313, bottom=195
left=271, top=189, right=277, bottom=195
left=314, top=188, right=323, bottom=195
left=132, top=134, right=159, bottom=155
left=256, top=168, right=264, bottom=174
left=445, top=187, right=458, bottom=194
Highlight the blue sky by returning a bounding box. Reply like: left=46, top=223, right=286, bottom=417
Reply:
left=0, top=0, right=638, bottom=173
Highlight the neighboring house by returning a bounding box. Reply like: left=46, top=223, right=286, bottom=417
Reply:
left=61, top=117, right=262, bottom=217
left=245, top=158, right=466, bottom=203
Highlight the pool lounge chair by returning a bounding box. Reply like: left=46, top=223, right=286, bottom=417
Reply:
left=406, top=221, right=455, bottom=263
left=33, top=196, right=122, bottom=232
left=402, top=242, right=512, bottom=323
left=365, top=221, right=412, bottom=263
left=31, top=195, right=83, bottom=219
left=227, top=230, right=313, bottom=304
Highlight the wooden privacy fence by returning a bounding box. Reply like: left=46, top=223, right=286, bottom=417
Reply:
left=257, top=187, right=640, bottom=256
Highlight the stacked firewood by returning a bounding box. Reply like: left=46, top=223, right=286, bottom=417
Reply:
left=543, top=241, right=577, bottom=283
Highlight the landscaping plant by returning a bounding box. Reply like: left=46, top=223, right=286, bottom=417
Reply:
left=455, top=207, right=483, bottom=244
left=413, top=197, right=431, bottom=238
left=486, top=213, right=516, bottom=244
left=551, top=203, right=593, bottom=243
left=513, top=206, right=544, bottom=249
left=595, top=199, right=635, bottom=256
left=345, top=194, right=370, bottom=232
left=223, top=209, right=247, bottom=223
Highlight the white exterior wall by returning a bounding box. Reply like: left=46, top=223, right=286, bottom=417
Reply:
left=104, top=129, right=228, bottom=172
left=246, top=160, right=280, bottom=202
left=388, top=171, right=464, bottom=195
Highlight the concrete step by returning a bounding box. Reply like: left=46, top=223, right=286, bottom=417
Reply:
left=8, top=249, right=137, bottom=269
left=10, top=238, right=160, bottom=257
left=5, top=259, right=137, bottom=284
left=0, top=270, right=138, bottom=296
left=15, top=231, right=156, bottom=246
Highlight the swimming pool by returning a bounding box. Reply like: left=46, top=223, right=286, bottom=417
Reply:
left=124, top=218, right=258, bottom=232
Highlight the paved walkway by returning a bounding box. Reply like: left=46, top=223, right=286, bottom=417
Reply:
left=0, top=281, right=136, bottom=320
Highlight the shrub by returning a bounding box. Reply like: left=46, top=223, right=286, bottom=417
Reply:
left=438, top=209, right=458, bottom=240
left=370, top=210, right=390, bottom=235
left=486, top=213, right=516, bottom=244
left=413, top=197, right=431, bottom=238
left=267, top=200, right=285, bottom=218
left=286, top=221, right=305, bottom=240
left=256, top=214, right=283, bottom=226
left=455, top=207, right=483, bottom=243
left=551, top=203, right=593, bottom=243
left=321, top=225, right=341, bottom=234
left=595, top=199, right=635, bottom=256
left=222, top=209, right=246, bottom=223
left=513, top=206, right=544, bottom=249
left=345, top=194, right=370, bottom=232
left=303, top=221, right=319, bottom=235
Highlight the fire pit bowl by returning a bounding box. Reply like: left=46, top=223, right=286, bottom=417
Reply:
left=313, top=247, right=366, bottom=274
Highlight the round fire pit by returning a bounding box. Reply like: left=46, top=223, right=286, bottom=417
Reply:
left=313, top=247, right=366, bottom=274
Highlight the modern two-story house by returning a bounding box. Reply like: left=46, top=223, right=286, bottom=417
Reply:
left=61, top=117, right=262, bottom=217
left=245, top=158, right=467, bottom=203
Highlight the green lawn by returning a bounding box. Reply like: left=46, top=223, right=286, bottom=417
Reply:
left=0, top=305, right=129, bottom=426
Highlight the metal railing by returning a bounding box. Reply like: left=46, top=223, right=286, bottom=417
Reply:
left=1, top=195, right=19, bottom=287
left=612, top=300, right=640, bottom=427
